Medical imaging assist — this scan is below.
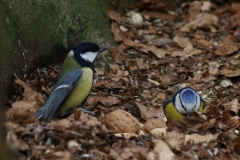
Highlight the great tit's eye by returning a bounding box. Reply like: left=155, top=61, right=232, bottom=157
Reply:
left=92, top=46, right=99, bottom=52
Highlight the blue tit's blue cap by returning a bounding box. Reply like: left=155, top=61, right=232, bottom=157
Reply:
left=181, top=89, right=196, bottom=105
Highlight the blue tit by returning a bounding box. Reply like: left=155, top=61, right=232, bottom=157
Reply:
left=34, top=43, right=107, bottom=123
left=163, top=87, right=206, bottom=120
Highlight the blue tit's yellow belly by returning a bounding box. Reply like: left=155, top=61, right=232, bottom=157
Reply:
left=164, top=102, right=205, bottom=120
left=56, top=67, right=93, bottom=116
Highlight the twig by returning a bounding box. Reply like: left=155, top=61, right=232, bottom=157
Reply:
left=29, top=126, right=83, bottom=137
left=169, top=71, right=188, bottom=85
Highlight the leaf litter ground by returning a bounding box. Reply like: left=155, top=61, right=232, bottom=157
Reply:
left=5, top=1, right=240, bottom=159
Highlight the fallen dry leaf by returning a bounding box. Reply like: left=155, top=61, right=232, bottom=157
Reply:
left=172, top=36, right=202, bottom=57
left=6, top=131, right=29, bottom=151
left=123, top=38, right=171, bottom=58
left=138, top=45, right=171, bottom=58
left=132, top=1, right=168, bottom=12
left=232, top=3, right=240, bottom=13
left=141, top=11, right=175, bottom=20
left=214, top=38, right=238, bottom=56
left=111, top=70, right=124, bottom=82
left=108, top=10, right=124, bottom=24
left=110, top=47, right=125, bottom=64
left=67, top=112, right=97, bottom=123
left=230, top=99, right=239, bottom=115
left=220, top=68, right=240, bottom=77
left=151, top=37, right=174, bottom=47
left=201, top=1, right=211, bottom=12
left=136, top=58, right=149, bottom=70
left=143, top=119, right=166, bottom=134
left=87, top=96, right=121, bottom=108
left=234, top=137, right=240, bottom=154
left=53, top=150, right=71, bottom=160
left=184, top=133, right=214, bottom=145
left=14, top=73, right=45, bottom=110
left=94, top=81, right=126, bottom=90
left=95, top=68, right=104, bottom=76
left=135, top=102, right=165, bottom=121
left=180, top=13, right=218, bottom=32
left=109, top=63, right=120, bottom=71
left=182, top=1, right=202, bottom=22
left=150, top=127, right=167, bottom=137
left=111, top=22, right=123, bottom=42
left=164, top=130, right=185, bottom=149
left=153, top=139, right=175, bottom=160
left=114, top=133, right=139, bottom=139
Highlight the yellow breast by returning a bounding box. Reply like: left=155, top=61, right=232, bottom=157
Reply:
left=56, top=67, right=93, bottom=116
left=164, top=102, right=205, bottom=120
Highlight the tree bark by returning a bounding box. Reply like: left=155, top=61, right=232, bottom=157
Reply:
left=0, top=0, right=116, bottom=92
left=0, top=2, right=13, bottom=159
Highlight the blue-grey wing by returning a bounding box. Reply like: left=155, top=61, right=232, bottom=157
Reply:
left=163, top=98, right=172, bottom=109
left=43, top=68, right=82, bottom=123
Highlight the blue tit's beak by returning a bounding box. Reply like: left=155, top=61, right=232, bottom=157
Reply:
left=187, top=111, right=191, bottom=117
left=99, top=47, right=107, bottom=52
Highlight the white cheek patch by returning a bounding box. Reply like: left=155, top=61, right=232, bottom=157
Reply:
left=194, top=94, right=201, bottom=111
left=175, top=93, right=187, bottom=114
left=55, top=85, right=69, bottom=90
left=80, top=51, right=98, bottom=62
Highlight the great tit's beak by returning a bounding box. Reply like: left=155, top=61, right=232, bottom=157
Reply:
left=99, top=47, right=107, bottom=52
left=187, top=111, right=191, bottom=117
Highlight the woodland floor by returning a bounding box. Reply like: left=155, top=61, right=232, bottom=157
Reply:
left=4, top=0, right=240, bottom=160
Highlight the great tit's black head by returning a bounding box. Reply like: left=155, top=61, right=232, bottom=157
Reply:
left=71, top=43, right=106, bottom=68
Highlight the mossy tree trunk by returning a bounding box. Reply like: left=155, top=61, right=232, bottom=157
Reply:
left=0, top=0, right=116, bottom=91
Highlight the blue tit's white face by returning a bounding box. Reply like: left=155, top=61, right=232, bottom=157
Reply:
left=174, top=88, right=201, bottom=115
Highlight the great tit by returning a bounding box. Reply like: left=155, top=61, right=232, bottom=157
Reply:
left=34, top=43, right=107, bottom=123
left=163, top=87, right=206, bottom=120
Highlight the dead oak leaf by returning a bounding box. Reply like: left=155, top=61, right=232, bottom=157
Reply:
left=87, top=96, right=121, bottom=108
left=137, top=44, right=171, bottom=58
left=135, top=102, right=165, bottom=121
left=14, top=73, right=44, bottom=110
left=7, top=131, right=29, bottom=151
left=53, top=150, right=71, bottom=160
left=93, top=81, right=126, bottom=90
left=220, top=68, right=240, bottom=77
left=172, top=36, right=202, bottom=57
left=112, top=70, right=124, bottom=82
left=230, top=99, right=239, bottom=115
left=67, top=112, right=98, bottom=124
left=214, top=38, right=239, bottom=56
left=180, top=13, right=218, bottom=32
left=111, top=22, right=123, bottom=42
left=109, top=63, right=120, bottom=71
left=95, top=68, right=104, bottom=76
left=231, top=3, right=240, bottom=13
left=141, top=11, right=175, bottom=21
left=143, top=119, right=167, bottom=134
left=108, top=10, right=124, bottom=24
left=231, top=12, right=240, bottom=28
left=110, top=47, right=125, bottom=64
left=201, top=1, right=212, bottom=12
left=183, top=1, right=202, bottom=22
left=136, top=58, right=149, bottom=70
left=184, top=133, right=214, bottom=145
left=164, top=130, right=185, bottom=149
left=153, top=140, right=175, bottom=160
